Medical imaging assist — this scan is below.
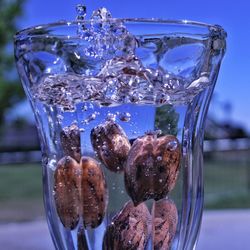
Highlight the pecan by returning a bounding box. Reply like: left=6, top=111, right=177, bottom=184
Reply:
left=60, top=124, right=81, bottom=162
left=91, top=120, right=131, bottom=172
left=54, top=156, right=108, bottom=230
left=77, top=227, right=89, bottom=250
left=152, top=198, right=178, bottom=250
left=54, top=156, right=82, bottom=229
left=125, top=134, right=181, bottom=205
left=81, top=156, right=108, bottom=228
left=103, top=201, right=151, bottom=250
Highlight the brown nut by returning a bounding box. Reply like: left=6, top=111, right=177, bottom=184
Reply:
left=103, top=201, right=151, bottom=250
left=54, top=156, right=108, bottom=230
left=60, top=124, right=81, bottom=162
left=91, top=120, right=131, bottom=172
left=54, top=156, right=82, bottom=229
left=81, top=156, right=108, bottom=228
left=152, top=198, right=178, bottom=250
left=77, top=227, right=89, bottom=250
left=125, top=134, right=181, bottom=205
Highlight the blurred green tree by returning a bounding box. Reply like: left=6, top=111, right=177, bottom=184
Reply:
left=0, top=0, right=25, bottom=127
left=155, top=105, right=179, bottom=136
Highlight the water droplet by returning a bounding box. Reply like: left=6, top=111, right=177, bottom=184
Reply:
left=89, top=103, right=94, bottom=109
left=47, top=159, right=57, bottom=170
left=56, top=114, right=64, bottom=121
left=159, top=179, right=163, bottom=183
left=76, top=4, right=87, bottom=21
left=91, top=7, right=112, bottom=20
left=157, top=156, right=162, bottom=161
left=82, top=104, right=88, bottom=111
left=107, top=112, right=116, bottom=121
left=118, top=112, right=131, bottom=122
left=71, top=120, right=78, bottom=126
left=82, top=111, right=99, bottom=124
left=167, top=140, right=178, bottom=151
left=156, top=129, right=162, bottom=135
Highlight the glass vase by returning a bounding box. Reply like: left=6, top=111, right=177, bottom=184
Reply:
left=14, top=19, right=226, bottom=250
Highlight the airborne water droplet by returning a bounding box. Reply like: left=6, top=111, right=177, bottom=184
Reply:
left=76, top=4, right=87, bottom=37
left=76, top=4, right=87, bottom=21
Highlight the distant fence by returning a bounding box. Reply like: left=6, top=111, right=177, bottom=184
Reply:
left=0, top=138, right=249, bottom=165
left=204, top=138, right=250, bottom=152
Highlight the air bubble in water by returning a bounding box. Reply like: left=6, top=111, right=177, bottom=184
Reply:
left=82, top=104, right=88, bottom=111
left=106, top=112, right=116, bottom=121
left=118, top=112, right=131, bottom=122
left=82, top=111, right=99, bottom=124
left=157, top=156, right=162, bottom=161
left=56, top=114, right=64, bottom=124
left=167, top=140, right=178, bottom=151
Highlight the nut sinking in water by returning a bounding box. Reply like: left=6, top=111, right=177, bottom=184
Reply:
left=60, top=124, right=81, bottom=162
left=103, top=201, right=151, bottom=250
left=91, top=120, right=131, bottom=172
left=152, top=198, right=178, bottom=250
left=54, top=156, right=108, bottom=230
left=125, top=134, right=181, bottom=205
left=81, top=156, right=108, bottom=228
left=54, top=156, right=82, bottom=229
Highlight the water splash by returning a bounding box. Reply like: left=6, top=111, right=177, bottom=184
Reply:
left=32, top=5, right=212, bottom=109
left=76, top=4, right=87, bottom=37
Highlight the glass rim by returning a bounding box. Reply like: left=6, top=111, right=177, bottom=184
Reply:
left=14, top=18, right=226, bottom=40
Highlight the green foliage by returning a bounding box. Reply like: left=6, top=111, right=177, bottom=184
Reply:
left=0, top=0, right=25, bottom=126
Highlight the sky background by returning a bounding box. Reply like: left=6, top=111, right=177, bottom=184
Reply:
left=16, top=0, right=250, bottom=132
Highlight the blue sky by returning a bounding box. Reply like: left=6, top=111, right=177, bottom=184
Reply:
left=17, top=0, right=250, bottom=132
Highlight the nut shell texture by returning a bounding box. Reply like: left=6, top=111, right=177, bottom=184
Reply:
left=60, top=124, right=81, bottom=162
left=103, top=201, right=151, bottom=250
left=54, top=156, right=108, bottom=230
left=125, top=134, right=181, bottom=205
left=152, top=199, right=178, bottom=250
left=81, top=156, right=108, bottom=228
left=54, top=156, right=82, bottom=229
left=91, top=121, right=131, bottom=172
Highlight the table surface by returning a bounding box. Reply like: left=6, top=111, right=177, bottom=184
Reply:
left=1, top=209, right=250, bottom=250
